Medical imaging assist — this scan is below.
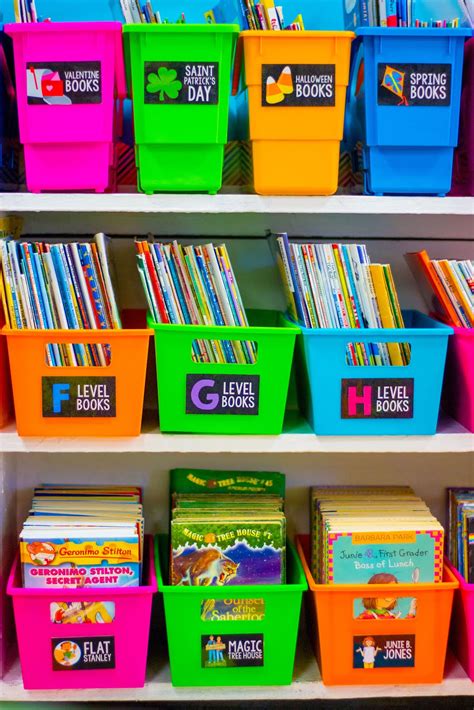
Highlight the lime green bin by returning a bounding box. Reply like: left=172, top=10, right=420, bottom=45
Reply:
left=123, top=24, right=239, bottom=194
left=148, top=309, right=300, bottom=435
left=155, top=535, right=307, bottom=687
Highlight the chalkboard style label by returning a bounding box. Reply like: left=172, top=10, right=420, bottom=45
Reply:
left=144, top=62, right=219, bottom=105
left=378, top=63, right=452, bottom=107
left=52, top=636, right=115, bottom=671
left=202, top=634, right=264, bottom=668
left=42, top=377, right=116, bottom=418
left=341, top=378, right=414, bottom=419
left=353, top=635, right=415, bottom=669
left=186, top=374, right=260, bottom=415
left=262, top=64, right=335, bottom=107
left=26, top=62, right=101, bottom=105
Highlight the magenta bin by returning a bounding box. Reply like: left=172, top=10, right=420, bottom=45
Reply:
left=5, top=22, right=126, bottom=193
left=447, top=561, right=474, bottom=681
left=443, top=327, right=474, bottom=433
left=7, top=535, right=157, bottom=690
left=451, top=38, right=474, bottom=197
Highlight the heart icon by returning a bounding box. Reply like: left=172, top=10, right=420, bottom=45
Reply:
left=46, top=84, right=53, bottom=92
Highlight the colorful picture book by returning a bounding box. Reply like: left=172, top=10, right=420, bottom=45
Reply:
left=169, top=469, right=286, bottom=586
left=270, top=233, right=409, bottom=366
left=310, top=486, right=444, bottom=587
left=19, top=485, right=144, bottom=589
left=136, top=238, right=256, bottom=364
left=447, top=487, right=474, bottom=583
left=405, top=249, right=474, bottom=328
left=0, top=232, right=121, bottom=367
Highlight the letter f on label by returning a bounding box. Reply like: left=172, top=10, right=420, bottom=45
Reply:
left=348, top=385, right=372, bottom=416
left=52, top=383, right=70, bottom=413
left=191, top=379, right=219, bottom=411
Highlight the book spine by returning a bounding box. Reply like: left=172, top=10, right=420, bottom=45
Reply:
left=386, top=0, right=398, bottom=25
left=378, top=0, right=388, bottom=26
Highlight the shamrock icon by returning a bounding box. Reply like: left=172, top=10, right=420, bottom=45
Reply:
left=146, top=67, right=182, bottom=101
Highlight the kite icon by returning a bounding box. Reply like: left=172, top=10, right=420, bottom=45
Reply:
left=382, top=65, right=408, bottom=106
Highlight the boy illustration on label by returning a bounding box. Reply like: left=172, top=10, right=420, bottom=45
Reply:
left=356, top=636, right=382, bottom=668
left=215, top=636, right=225, bottom=663
left=357, top=573, right=417, bottom=620
left=206, top=636, right=217, bottom=664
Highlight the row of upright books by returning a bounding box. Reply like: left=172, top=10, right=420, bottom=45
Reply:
left=0, top=221, right=472, bottom=437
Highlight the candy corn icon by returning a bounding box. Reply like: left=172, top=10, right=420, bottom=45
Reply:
left=277, top=66, right=293, bottom=95
left=266, top=76, right=284, bottom=105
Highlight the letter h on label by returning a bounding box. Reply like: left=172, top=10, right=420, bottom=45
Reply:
left=347, top=385, right=372, bottom=417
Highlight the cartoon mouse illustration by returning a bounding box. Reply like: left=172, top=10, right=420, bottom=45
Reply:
left=26, top=541, right=56, bottom=566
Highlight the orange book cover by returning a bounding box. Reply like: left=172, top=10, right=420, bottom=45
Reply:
left=404, top=250, right=462, bottom=327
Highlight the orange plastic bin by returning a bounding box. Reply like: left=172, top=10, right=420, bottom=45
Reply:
left=0, top=308, right=13, bottom=429
left=241, top=31, right=354, bottom=195
left=296, top=535, right=458, bottom=685
left=3, top=326, right=151, bottom=437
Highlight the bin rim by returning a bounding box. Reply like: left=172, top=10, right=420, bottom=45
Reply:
left=147, top=308, right=301, bottom=337
left=5, top=21, right=123, bottom=34
left=356, top=27, right=472, bottom=38
left=155, top=534, right=308, bottom=593
left=296, top=534, right=459, bottom=593
left=288, top=309, right=454, bottom=338
left=123, top=23, right=239, bottom=34
left=1, top=325, right=153, bottom=339
left=241, top=30, right=355, bottom=39
left=445, top=558, right=474, bottom=590
left=7, top=534, right=158, bottom=598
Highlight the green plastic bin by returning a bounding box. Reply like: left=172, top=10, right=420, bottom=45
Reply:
left=123, top=24, right=239, bottom=194
left=155, top=535, right=307, bottom=687
left=148, top=309, right=300, bottom=435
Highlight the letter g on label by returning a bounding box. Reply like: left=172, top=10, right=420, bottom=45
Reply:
left=191, top=379, right=219, bottom=411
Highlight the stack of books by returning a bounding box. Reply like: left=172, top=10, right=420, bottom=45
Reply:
left=271, top=233, right=409, bottom=366
left=231, top=0, right=304, bottom=30
left=310, top=485, right=445, bottom=587
left=136, top=238, right=256, bottom=364
left=360, top=0, right=467, bottom=27
left=120, top=0, right=166, bottom=24
left=19, top=484, right=144, bottom=591
left=406, top=250, right=474, bottom=328
left=0, top=233, right=121, bottom=367
left=448, top=488, right=474, bottom=583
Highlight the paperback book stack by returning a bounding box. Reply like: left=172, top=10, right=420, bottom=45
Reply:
left=169, top=469, right=287, bottom=586
left=136, top=238, right=256, bottom=364
left=310, top=486, right=445, bottom=591
left=227, top=0, right=304, bottom=30
left=19, top=484, right=144, bottom=590
left=406, top=250, right=474, bottom=328
left=448, top=488, right=474, bottom=583
left=270, top=233, right=409, bottom=366
left=0, top=232, right=121, bottom=367
left=360, top=0, right=468, bottom=27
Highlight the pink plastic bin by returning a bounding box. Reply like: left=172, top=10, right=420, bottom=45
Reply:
left=447, top=561, right=474, bottom=681
left=7, top=535, right=157, bottom=690
left=5, top=22, right=126, bottom=193
left=443, top=327, right=474, bottom=433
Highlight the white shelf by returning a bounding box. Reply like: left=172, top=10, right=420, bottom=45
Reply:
left=2, top=647, right=472, bottom=702
left=1, top=193, right=472, bottom=239
left=1, top=414, right=472, bottom=455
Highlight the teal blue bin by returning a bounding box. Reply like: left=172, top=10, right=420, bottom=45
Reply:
left=358, top=27, right=472, bottom=196
left=295, top=311, right=453, bottom=436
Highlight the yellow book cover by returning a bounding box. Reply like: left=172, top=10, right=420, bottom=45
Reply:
left=369, top=264, right=404, bottom=366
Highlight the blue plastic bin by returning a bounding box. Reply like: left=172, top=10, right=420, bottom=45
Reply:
left=357, top=27, right=472, bottom=196
left=295, top=310, right=453, bottom=436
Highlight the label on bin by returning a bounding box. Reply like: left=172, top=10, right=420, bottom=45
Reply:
left=201, top=598, right=265, bottom=622
left=202, top=634, right=264, bottom=668
left=261, top=64, right=335, bottom=107
left=378, top=63, right=452, bottom=107
left=26, top=62, right=101, bottom=105
left=186, top=374, right=259, bottom=415
left=144, top=62, right=219, bottom=105
left=353, top=635, right=415, bottom=669
left=52, top=636, right=115, bottom=671
left=42, top=377, right=116, bottom=417
left=341, top=378, right=414, bottom=419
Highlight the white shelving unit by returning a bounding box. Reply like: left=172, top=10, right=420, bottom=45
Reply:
left=1, top=193, right=473, bottom=704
